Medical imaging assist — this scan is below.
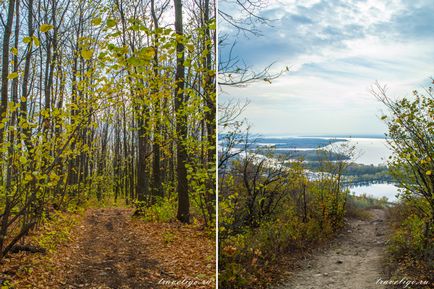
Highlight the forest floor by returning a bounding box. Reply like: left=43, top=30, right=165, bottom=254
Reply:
left=0, top=208, right=215, bottom=289
left=275, top=209, right=389, bottom=289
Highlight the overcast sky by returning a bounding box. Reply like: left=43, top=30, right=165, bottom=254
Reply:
left=219, top=0, right=434, bottom=136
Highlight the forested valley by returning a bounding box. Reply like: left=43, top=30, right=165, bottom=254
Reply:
left=0, top=0, right=216, bottom=287
left=218, top=85, right=433, bottom=289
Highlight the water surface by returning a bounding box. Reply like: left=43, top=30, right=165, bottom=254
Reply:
left=350, top=183, right=399, bottom=202
left=328, top=138, right=392, bottom=166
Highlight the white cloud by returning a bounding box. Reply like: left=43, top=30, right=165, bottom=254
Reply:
left=220, top=0, right=434, bottom=135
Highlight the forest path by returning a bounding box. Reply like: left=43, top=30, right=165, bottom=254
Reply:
left=63, top=208, right=162, bottom=289
left=276, top=209, right=388, bottom=289
left=2, top=207, right=214, bottom=288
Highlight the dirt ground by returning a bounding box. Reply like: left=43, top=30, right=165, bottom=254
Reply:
left=0, top=208, right=215, bottom=289
left=275, top=209, right=389, bottom=289
left=63, top=208, right=161, bottom=288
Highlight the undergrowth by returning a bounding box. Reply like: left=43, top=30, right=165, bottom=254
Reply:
left=36, top=210, right=81, bottom=252
left=385, top=202, right=433, bottom=288
left=0, top=209, right=82, bottom=288
left=345, top=193, right=389, bottom=220
left=139, top=197, right=178, bottom=223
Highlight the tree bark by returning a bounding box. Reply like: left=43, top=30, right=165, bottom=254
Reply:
left=150, top=0, right=163, bottom=201
left=174, top=0, right=190, bottom=223
left=0, top=0, right=16, bottom=138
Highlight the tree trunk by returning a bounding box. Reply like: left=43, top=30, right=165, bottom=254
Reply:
left=151, top=0, right=163, bottom=201
left=0, top=0, right=16, bottom=139
left=174, top=0, right=190, bottom=223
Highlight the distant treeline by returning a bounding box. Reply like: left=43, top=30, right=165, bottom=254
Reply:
left=276, top=149, right=350, bottom=161
left=271, top=149, right=393, bottom=184
left=306, top=162, right=393, bottom=183
left=219, top=135, right=347, bottom=149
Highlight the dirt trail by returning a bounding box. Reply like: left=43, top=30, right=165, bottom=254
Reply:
left=63, top=208, right=161, bottom=289
left=1, top=207, right=214, bottom=288
left=277, top=209, right=388, bottom=289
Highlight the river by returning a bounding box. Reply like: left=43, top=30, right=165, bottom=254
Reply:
left=332, top=138, right=398, bottom=201
left=349, top=182, right=399, bottom=202
left=326, top=137, right=392, bottom=166
left=262, top=136, right=400, bottom=201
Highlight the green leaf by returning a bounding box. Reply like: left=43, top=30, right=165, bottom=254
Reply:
left=186, top=43, right=194, bottom=52
left=23, top=36, right=32, bottom=44
left=24, top=174, right=33, bottom=182
left=91, top=17, right=102, bottom=26
left=11, top=47, right=18, bottom=55
left=106, top=19, right=117, bottom=28
left=32, top=36, right=40, bottom=47
left=209, top=19, right=216, bottom=30
left=81, top=49, right=94, bottom=60
left=19, top=156, right=27, bottom=164
left=139, top=47, right=154, bottom=60
left=49, top=171, right=59, bottom=180
left=129, top=24, right=140, bottom=31
left=40, top=23, right=54, bottom=33
left=7, top=72, right=19, bottom=79
left=127, top=57, right=141, bottom=66
left=427, top=170, right=432, bottom=176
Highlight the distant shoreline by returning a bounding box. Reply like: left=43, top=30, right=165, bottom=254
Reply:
left=256, top=134, right=386, bottom=139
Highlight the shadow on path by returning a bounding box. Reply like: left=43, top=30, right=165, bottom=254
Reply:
left=64, top=208, right=160, bottom=289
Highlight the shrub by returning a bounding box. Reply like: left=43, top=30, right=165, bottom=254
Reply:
left=141, top=197, right=177, bottom=223
left=386, top=203, right=433, bottom=286
left=345, top=194, right=388, bottom=220
left=389, top=212, right=431, bottom=260
left=37, top=210, right=79, bottom=252
left=219, top=197, right=340, bottom=288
